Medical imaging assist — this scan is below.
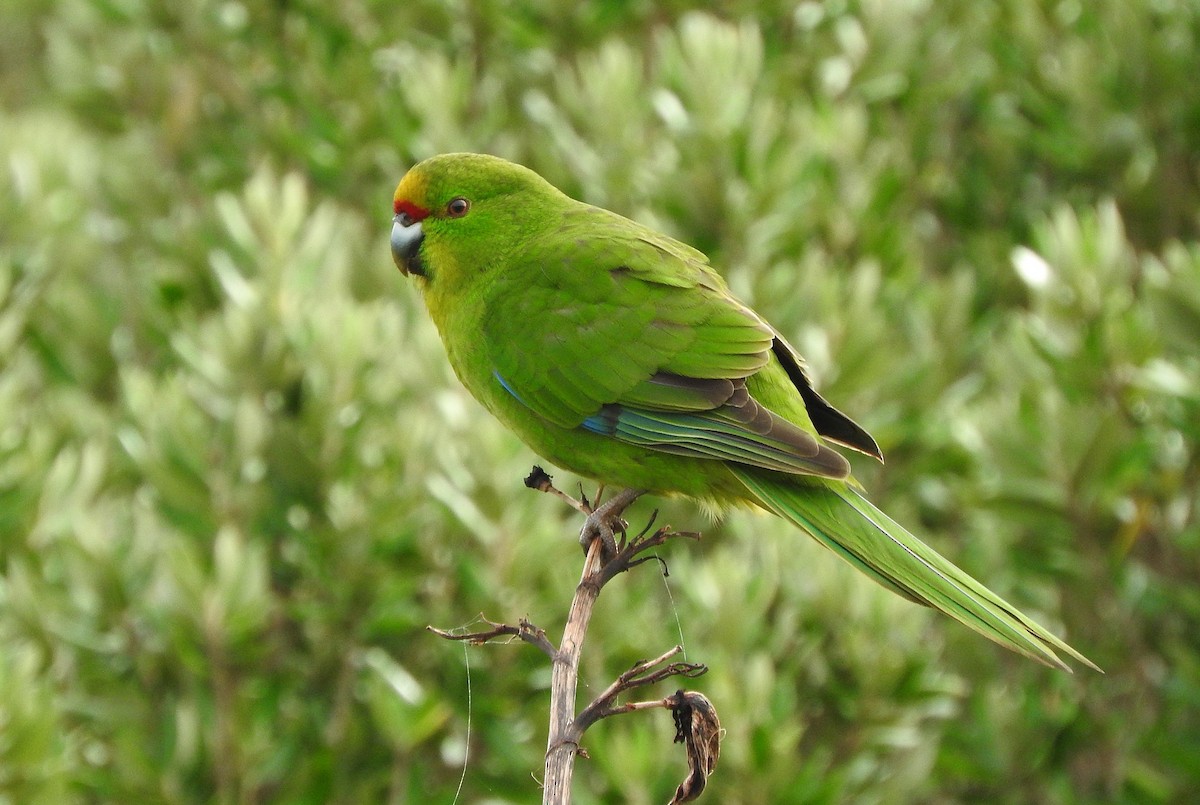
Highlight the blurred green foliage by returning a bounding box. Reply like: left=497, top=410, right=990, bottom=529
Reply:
left=2, top=0, right=1198, bottom=802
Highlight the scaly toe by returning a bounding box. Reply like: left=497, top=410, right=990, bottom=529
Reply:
left=578, top=512, right=620, bottom=559
left=576, top=488, right=645, bottom=560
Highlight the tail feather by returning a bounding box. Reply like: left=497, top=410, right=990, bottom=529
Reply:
left=732, top=468, right=1100, bottom=672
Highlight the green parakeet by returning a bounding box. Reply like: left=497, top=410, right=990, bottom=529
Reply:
left=391, top=152, right=1097, bottom=672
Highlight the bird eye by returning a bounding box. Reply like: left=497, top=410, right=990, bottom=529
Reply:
left=446, top=197, right=470, bottom=218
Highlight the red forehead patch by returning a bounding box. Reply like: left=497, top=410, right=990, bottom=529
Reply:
left=394, top=199, right=431, bottom=221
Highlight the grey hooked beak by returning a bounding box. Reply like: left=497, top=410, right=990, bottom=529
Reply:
left=390, top=214, right=425, bottom=276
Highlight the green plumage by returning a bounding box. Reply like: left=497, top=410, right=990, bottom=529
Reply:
left=391, top=152, right=1097, bottom=672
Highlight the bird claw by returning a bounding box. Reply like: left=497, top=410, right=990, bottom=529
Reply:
left=579, top=512, right=624, bottom=560
left=577, top=488, right=645, bottom=562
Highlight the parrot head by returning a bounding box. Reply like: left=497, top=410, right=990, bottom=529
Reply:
left=391, top=153, right=564, bottom=290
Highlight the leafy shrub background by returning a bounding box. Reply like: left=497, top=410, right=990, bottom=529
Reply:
left=2, top=1, right=1198, bottom=803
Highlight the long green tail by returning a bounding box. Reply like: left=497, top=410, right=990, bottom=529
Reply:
left=731, top=467, right=1100, bottom=672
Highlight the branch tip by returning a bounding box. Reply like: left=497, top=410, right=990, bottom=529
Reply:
left=524, top=465, right=554, bottom=491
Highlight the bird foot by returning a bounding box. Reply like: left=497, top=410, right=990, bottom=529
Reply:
left=579, top=488, right=645, bottom=561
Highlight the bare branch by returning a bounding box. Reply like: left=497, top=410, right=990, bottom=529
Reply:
left=596, top=522, right=701, bottom=588
left=542, top=537, right=607, bottom=803
left=427, top=616, right=556, bottom=660
left=525, top=465, right=593, bottom=517
left=429, top=467, right=715, bottom=804
left=575, top=647, right=708, bottom=733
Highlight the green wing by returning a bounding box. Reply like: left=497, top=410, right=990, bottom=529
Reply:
left=481, top=205, right=851, bottom=479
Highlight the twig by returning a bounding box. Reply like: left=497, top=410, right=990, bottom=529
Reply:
left=574, top=646, right=707, bottom=734
left=427, top=616, right=556, bottom=659
left=524, top=465, right=592, bottom=517
left=429, top=466, right=716, bottom=804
